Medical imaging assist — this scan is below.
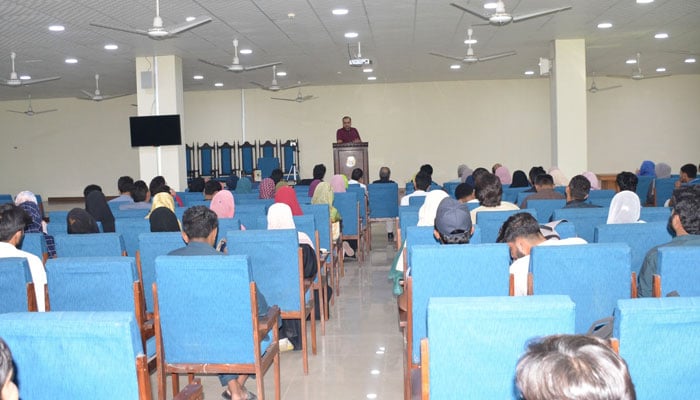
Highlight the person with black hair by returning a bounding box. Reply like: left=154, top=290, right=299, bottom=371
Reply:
left=470, top=173, right=520, bottom=224
left=188, top=177, right=205, bottom=193
left=271, top=168, right=287, bottom=190
left=400, top=171, right=431, bottom=206
left=203, top=180, right=222, bottom=201
left=564, top=175, right=600, bottom=208
left=67, top=208, right=100, bottom=234
left=0, top=203, right=46, bottom=311
left=520, top=174, right=565, bottom=208
left=676, top=163, right=700, bottom=188
left=525, top=166, right=547, bottom=193
left=308, top=164, right=327, bottom=197
left=420, top=163, right=442, bottom=191
left=108, top=176, right=135, bottom=204
left=149, top=175, right=183, bottom=207
left=0, top=338, right=18, bottom=400
left=454, top=182, right=475, bottom=203
left=616, top=171, right=639, bottom=193
left=85, top=189, right=115, bottom=232
left=336, top=116, right=362, bottom=143
left=638, top=186, right=700, bottom=297
left=348, top=168, right=366, bottom=191
left=83, top=184, right=102, bottom=198
left=120, top=180, right=151, bottom=210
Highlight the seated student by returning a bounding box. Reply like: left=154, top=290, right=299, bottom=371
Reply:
left=524, top=166, right=547, bottom=193
left=420, top=164, right=442, bottom=191
left=548, top=167, right=568, bottom=187
left=85, top=189, right=115, bottom=233
left=15, top=190, right=56, bottom=258
left=108, top=176, right=135, bottom=204
left=616, top=171, right=638, bottom=193
left=259, top=178, right=276, bottom=199
left=497, top=212, right=586, bottom=296
left=510, top=170, right=530, bottom=188
left=271, top=169, right=287, bottom=190
left=203, top=180, right=222, bottom=201
left=67, top=208, right=100, bottom=234
left=119, top=180, right=151, bottom=210
left=455, top=182, right=475, bottom=203
left=582, top=171, right=601, bottom=190
left=516, top=335, right=636, bottom=400
left=149, top=207, right=180, bottom=232
left=308, top=164, right=327, bottom=197
left=168, top=206, right=269, bottom=400
left=188, top=176, right=205, bottom=193
left=470, top=173, right=520, bottom=224
left=564, top=175, right=601, bottom=208
left=0, top=203, right=47, bottom=311
left=401, top=171, right=431, bottom=206
left=495, top=166, right=512, bottom=185
left=149, top=176, right=183, bottom=207
left=372, top=166, right=397, bottom=241
left=607, top=191, right=644, bottom=224
left=0, top=338, right=18, bottom=400
left=348, top=168, right=367, bottom=192
left=520, top=174, right=566, bottom=209
left=676, top=163, right=700, bottom=188
left=433, top=197, right=474, bottom=244
left=146, top=191, right=176, bottom=220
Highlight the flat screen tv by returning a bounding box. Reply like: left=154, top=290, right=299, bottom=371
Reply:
left=129, top=114, right=182, bottom=147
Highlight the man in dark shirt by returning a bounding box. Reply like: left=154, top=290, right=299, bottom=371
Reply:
left=520, top=174, right=566, bottom=208
left=336, top=116, right=362, bottom=143
left=564, top=175, right=601, bottom=208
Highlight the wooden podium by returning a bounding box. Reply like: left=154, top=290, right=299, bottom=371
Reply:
left=333, top=142, right=369, bottom=178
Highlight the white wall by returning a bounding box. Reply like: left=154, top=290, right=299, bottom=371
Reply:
left=0, top=75, right=698, bottom=198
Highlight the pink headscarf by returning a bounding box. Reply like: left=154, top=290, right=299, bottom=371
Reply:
left=210, top=190, right=235, bottom=218
left=495, top=166, right=512, bottom=185
left=330, top=174, right=347, bottom=193
left=582, top=171, right=600, bottom=190
left=259, top=178, right=275, bottom=199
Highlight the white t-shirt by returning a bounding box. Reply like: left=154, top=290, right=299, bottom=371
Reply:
left=0, top=241, right=46, bottom=311
left=470, top=201, right=520, bottom=224
left=400, top=190, right=427, bottom=206
left=510, top=237, right=588, bottom=296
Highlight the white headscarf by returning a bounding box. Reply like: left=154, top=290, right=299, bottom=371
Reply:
left=607, top=191, right=642, bottom=224
left=418, top=190, right=449, bottom=226
left=548, top=167, right=568, bottom=187
left=15, top=191, right=37, bottom=205
left=267, top=203, right=314, bottom=248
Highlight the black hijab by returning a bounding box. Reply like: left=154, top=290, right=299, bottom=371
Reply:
left=67, top=208, right=100, bottom=234
left=510, top=170, right=530, bottom=188
left=85, top=190, right=115, bottom=232
left=149, top=207, right=181, bottom=232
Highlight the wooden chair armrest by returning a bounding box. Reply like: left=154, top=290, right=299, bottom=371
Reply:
left=173, top=378, right=204, bottom=400
left=26, top=282, right=38, bottom=312
left=631, top=272, right=638, bottom=298
left=652, top=274, right=661, bottom=298
left=258, top=305, right=281, bottom=337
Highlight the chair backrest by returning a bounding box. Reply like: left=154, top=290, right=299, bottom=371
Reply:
left=656, top=246, right=700, bottom=297
left=48, top=210, right=69, bottom=224
left=293, top=215, right=316, bottom=242
left=639, top=206, right=671, bottom=222
left=594, top=221, right=672, bottom=274
left=555, top=221, right=577, bottom=239
left=368, top=183, right=399, bottom=219
left=588, top=189, right=616, bottom=207
left=115, top=218, right=151, bottom=257
left=475, top=209, right=537, bottom=243
left=112, top=208, right=150, bottom=219
left=614, top=297, right=700, bottom=399
left=525, top=199, right=567, bottom=223
left=398, top=207, right=420, bottom=240
left=427, top=295, right=575, bottom=399
left=0, top=311, right=143, bottom=399
left=408, top=195, right=426, bottom=207
left=19, top=232, right=48, bottom=262
left=301, top=204, right=331, bottom=251
left=0, top=257, right=33, bottom=313
left=46, top=256, right=138, bottom=312
left=53, top=233, right=126, bottom=257
left=155, top=255, right=263, bottom=364
left=409, top=243, right=511, bottom=364
left=137, top=232, right=185, bottom=312
left=186, top=199, right=211, bottom=208
left=635, top=175, right=654, bottom=204
left=177, top=191, right=205, bottom=206
left=346, top=185, right=367, bottom=225
left=552, top=207, right=609, bottom=242
left=226, top=229, right=302, bottom=311
left=216, top=217, right=241, bottom=240
left=334, top=192, right=359, bottom=235
left=442, top=182, right=459, bottom=199
left=530, top=243, right=631, bottom=333
left=654, top=177, right=677, bottom=206
left=501, top=187, right=529, bottom=203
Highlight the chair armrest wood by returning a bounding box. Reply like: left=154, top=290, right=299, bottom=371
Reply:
left=258, top=305, right=280, bottom=338
left=652, top=274, right=661, bottom=298
left=173, top=379, right=204, bottom=400
left=26, top=282, right=37, bottom=312
left=631, top=272, right=638, bottom=298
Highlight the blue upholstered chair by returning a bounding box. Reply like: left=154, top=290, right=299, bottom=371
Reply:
left=0, top=311, right=203, bottom=399
left=0, top=194, right=13, bottom=204
left=177, top=191, right=204, bottom=206
left=116, top=218, right=151, bottom=257
left=226, top=229, right=316, bottom=374
left=334, top=192, right=365, bottom=263
left=53, top=232, right=126, bottom=257
left=525, top=199, right=567, bottom=223
left=614, top=297, right=700, bottom=400
left=552, top=207, right=609, bottom=242
left=112, top=208, right=150, bottom=219
left=347, top=185, right=369, bottom=251
left=594, top=221, right=672, bottom=274
left=398, top=207, right=419, bottom=244
left=216, top=217, right=241, bottom=241
left=408, top=195, right=426, bottom=207
left=653, top=246, right=700, bottom=297
left=0, top=257, right=39, bottom=312
left=555, top=221, right=577, bottom=239
left=300, top=203, right=340, bottom=289
left=530, top=243, right=632, bottom=333
left=475, top=209, right=537, bottom=243
left=421, top=296, right=575, bottom=399
left=635, top=175, right=654, bottom=205
left=587, top=189, right=616, bottom=207
left=154, top=255, right=280, bottom=400
left=367, top=182, right=399, bottom=249
left=639, top=206, right=671, bottom=222
left=136, top=232, right=185, bottom=313
left=502, top=186, right=529, bottom=204
left=442, top=181, right=459, bottom=199
left=19, top=232, right=48, bottom=264
left=654, top=177, right=677, bottom=206
left=184, top=199, right=211, bottom=208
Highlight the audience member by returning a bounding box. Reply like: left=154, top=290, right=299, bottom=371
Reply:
left=616, top=172, right=638, bottom=193
left=525, top=166, right=547, bottom=193
left=637, top=160, right=655, bottom=177
left=210, top=190, right=235, bottom=219
left=308, top=164, right=327, bottom=197
left=448, top=164, right=472, bottom=183
left=0, top=337, right=19, bottom=400
left=188, top=177, right=205, bottom=193
left=274, top=186, right=303, bottom=216
left=149, top=207, right=180, bottom=232
left=271, top=169, right=287, bottom=190
left=510, top=170, right=530, bottom=188
left=67, top=208, right=100, bottom=234
left=226, top=174, right=239, bottom=191
left=203, top=180, right=222, bottom=200
left=401, top=171, right=431, bottom=206
left=607, top=191, right=643, bottom=224
left=564, top=175, right=600, bottom=208
left=420, top=164, right=442, bottom=191
left=516, top=335, right=636, bottom=400
left=455, top=182, right=475, bottom=203
left=311, top=182, right=342, bottom=240
left=0, top=203, right=46, bottom=311
left=491, top=163, right=502, bottom=174
left=676, top=163, right=700, bottom=188
left=149, top=176, right=183, bottom=207
left=655, top=163, right=672, bottom=179
left=470, top=173, right=519, bottom=224
left=497, top=212, right=586, bottom=296
left=548, top=167, right=568, bottom=187
left=120, top=180, right=151, bottom=210
left=330, top=174, right=347, bottom=193
left=85, top=189, right=115, bottom=232
left=348, top=168, right=367, bottom=191
left=83, top=184, right=102, bottom=198
left=582, top=171, right=601, bottom=190
left=466, top=167, right=490, bottom=188
left=638, top=186, right=700, bottom=297
left=418, top=190, right=449, bottom=226
left=146, top=192, right=176, bottom=219
left=108, top=176, right=135, bottom=204
left=15, top=191, right=56, bottom=257
left=520, top=174, right=566, bottom=209
left=235, top=177, right=252, bottom=194
left=259, top=178, right=275, bottom=199
left=433, top=197, right=473, bottom=244
left=495, top=166, right=512, bottom=185
left=372, top=166, right=396, bottom=241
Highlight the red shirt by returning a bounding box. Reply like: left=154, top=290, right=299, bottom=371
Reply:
left=336, top=127, right=361, bottom=143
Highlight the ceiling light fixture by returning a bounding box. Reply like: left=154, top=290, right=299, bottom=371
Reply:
left=332, top=8, right=349, bottom=15
left=185, top=16, right=196, bottom=22
left=625, top=58, right=637, bottom=64
left=654, top=32, right=668, bottom=39
left=48, top=25, right=65, bottom=32
left=367, top=76, right=377, bottom=81
left=65, top=58, right=78, bottom=64
left=239, top=49, right=252, bottom=54
left=636, top=0, right=654, bottom=3
left=484, top=2, right=498, bottom=9
left=524, top=70, right=535, bottom=75
left=104, top=44, right=118, bottom=50
left=193, top=75, right=204, bottom=80
left=464, top=37, right=477, bottom=44
left=287, top=12, right=295, bottom=19
left=344, top=32, right=358, bottom=38
left=366, top=394, right=377, bottom=400
left=597, top=22, right=613, bottom=29
left=685, top=58, right=696, bottom=63
left=370, top=369, right=381, bottom=375
left=450, top=64, right=461, bottom=70
left=214, top=82, right=224, bottom=87
left=276, top=71, right=287, bottom=77
left=363, top=68, right=373, bottom=73
left=19, top=75, right=31, bottom=80
left=656, top=67, right=666, bottom=72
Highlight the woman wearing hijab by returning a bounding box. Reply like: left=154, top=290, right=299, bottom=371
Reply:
left=15, top=191, right=56, bottom=257
left=67, top=208, right=100, bottom=234
left=607, top=191, right=644, bottom=224
left=638, top=160, right=656, bottom=177
left=85, top=190, right=115, bottom=232
left=548, top=167, right=568, bottom=187
left=234, top=177, right=252, bottom=194
left=494, top=166, right=512, bottom=185
left=655, top=162, right=672, bottom=179
left=275, top=186, right=303, bottom=216
left=330, top=174, right=347, bottom=193
left=210, top=190, right=236, bottom=219
left=582, top=172, right=601, bottom=190
left=418, top=190, right=450, bottom=226
left=510, top=170, right=530, bottom=188
left=258, top=178, right=276, bottom=199
left=149, top=207, right=180, bottom=232
left=312, top=182, right=342, bottom=244
left=146, top=191, right=176, bottom=219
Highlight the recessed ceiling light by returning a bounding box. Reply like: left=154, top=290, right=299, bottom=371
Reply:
left=636, top=0, right=654, bottom=3
left=344, top=32, right=358, bottom=38
left=19, top=75, right=31, bottom=80
left=367, top=76, right=377, bottom=81
left=450, top=64, right=461, bottom=70
left=64, top=58, right=78, bottom=64
left=656, top=67, right=666, bottom=72
left=239, top=49, right=252, bottom=55
left=363, top=68, right=373, bottom=73
left=464, top=38, right=477, bottom=44
left=654, top=32, right=668, bottom=39
left=104, top=44, right=118, bottom=50
left=524, top=70, right=535, bottom=75
left=193, top=75, right=204, bottom=80
left=214, top=82, right=224, bottom=87
left=48, top=25, right=65, bottom=32
left=484, top=2, right=498, bottom=9
left=370, top=369, right=381, bottom=375
left=185, top=16, right=196, bottom=22
left=626, top=58, right=637, bottom=64
left=685, top=58, right=696, bottom=63
left=276, top=71, right=287, bottom=77
left=597, top=22, right=613, bottom=29
left=366, top=394, right=377, bottom=400
left=332, top=8, right=349, bottom=15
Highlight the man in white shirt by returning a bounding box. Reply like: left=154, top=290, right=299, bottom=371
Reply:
left=0, top=203, right=46, bottom=311
left=497, top=212, right=586, bottom=296
left=400, top=171, right=431, bottom=206
left=348, top=168, right=367, bottom=192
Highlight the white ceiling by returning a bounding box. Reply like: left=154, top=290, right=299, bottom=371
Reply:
left=0, top=0, right=698, bottom=101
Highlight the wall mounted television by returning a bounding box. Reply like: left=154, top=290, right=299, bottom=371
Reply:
left=129, top=114, right=182, bottom=147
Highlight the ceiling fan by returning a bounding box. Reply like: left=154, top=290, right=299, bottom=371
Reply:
left=250, top=65, right=308, bottom=92
left=90, top=0, right=211, bottom=39
left=608, top=53, right=671, bottom=80
left=79, top=74, right=132, bottom=101
left=199, top=39, right=281, bottom=72
left=271, top=87, right=317, bottom=103
left=1, top=52, right=60, bottom=87
left=588, top=74, right=621, bottom=93
left=7, top=94, right=57, bottom=116
left=450, top=1, right=571, bottom=26
left=430, top=28, right=516, bottom=64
